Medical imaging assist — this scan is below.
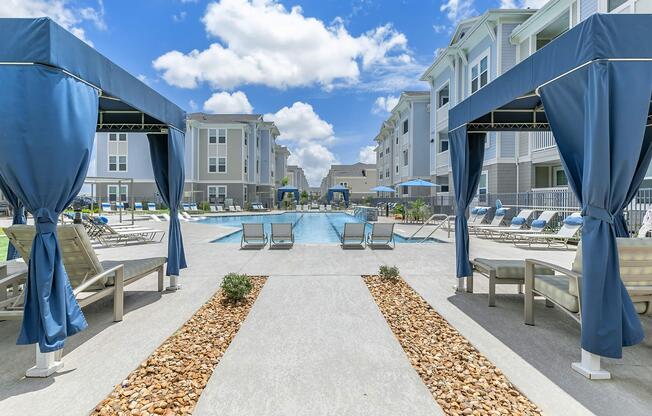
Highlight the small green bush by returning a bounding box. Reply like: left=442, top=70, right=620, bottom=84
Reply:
left=199, top=201, right=211, bottom=211
left=379, top=265, right=400, bottom=280
left=221, top=273, right=253, bottom=301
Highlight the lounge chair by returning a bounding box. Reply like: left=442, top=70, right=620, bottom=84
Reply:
left=326, top=204, right=332, bottom=211
left=637, top=207, right=652, bottom=237
left=150, top=214, right=162, bottom=222
left=311, top=202, right=318, bottom=210
left=319, top=205, right=326, bottom=212
left=270, top=223, right=294, bottom=249
left=134, top=202, right=143, bottom=211
left=161, top=213, right=171, bottom=221
left=513, top=213, right=583, bottom=248
left=209, top=206, right=217, bottom=212
left=1, top=224, right=166, bottom=323
left=476, top=209, right=534, bottom=238
left=217, top=205, right=225, bottom=212
left=525, top=238, right=652, bottom=324
left=116, top=202, right=125, bottom=210
left=240, top=223, right=268, bottom=249
left=101, top=202, right=113, bottom=213
left=366, top=223, right=395, bottom=249
left=147, top=202, right=157, bottom=211
left=182, top=212, right=205, bottom=221
left=177, top=213, right=189, bottom=222
left=182, top=203, right=191, bottom=211
left=190, top=203, right=198, bottom=211
left=86, top=217, right=165, bottom=245
left=487, top=210, right=559, bottom=241
left=469, top=207, right=510, bottom=232
left=341, top=223, right=366, bottom=249
left=228, top=205, right=236, bottom=212
left=235, top=205, right=243, bottom=212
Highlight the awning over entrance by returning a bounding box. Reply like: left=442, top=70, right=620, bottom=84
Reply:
left=447, top=13, right=652, bottom=363
left=0, top=18, right=187, bottom=356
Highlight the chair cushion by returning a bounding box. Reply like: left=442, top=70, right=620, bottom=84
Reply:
left=473, top=258, right=554, bottom=279
left=100, top=257, right=166, bottom=285
left=531, top=219, right=547, bottom=228
left=495, top=199, right=502, bottom=209
left=534, top=274, right=579, bottom=313
left=495, top=208, right=508, bottom=216
left=511, top=217, right=526, bottom=226
left=564, top=216, right=583, bottom=226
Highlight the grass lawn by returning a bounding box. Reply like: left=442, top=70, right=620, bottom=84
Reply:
left=0, top=231, right=7, bottom=262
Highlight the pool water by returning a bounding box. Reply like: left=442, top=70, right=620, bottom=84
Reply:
left=201, top=212, right=438, bottom=244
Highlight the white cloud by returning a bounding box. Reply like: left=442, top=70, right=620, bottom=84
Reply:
left=173, top=11, right=187, bottom=22
left=358, top=145, right=376, bottom=164
left=188, top=99, right=198, bottom=111
left=265, top=102, right=337, bottom=185
left=433, top=24, right=447, bottom=34
left=500, top=0, right=548, bottom=7
left=371, top=95, right=399, bottom=115
left=203, top=91, right=253, bottom=114
left=0, top=0, right=106, bottom=44
left=440, top=0, right=476, bottom=24
left=153, top=0, right=416, bottom=91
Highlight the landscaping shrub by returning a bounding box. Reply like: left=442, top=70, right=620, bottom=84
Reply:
left=199, top=201, right=211, bottom=211
left=379, top=265, right=400, bottom=280
left=221, top=273, right=253, bottom=301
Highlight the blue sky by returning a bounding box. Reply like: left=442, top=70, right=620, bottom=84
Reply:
left=0, top=0, right=527, bottom=184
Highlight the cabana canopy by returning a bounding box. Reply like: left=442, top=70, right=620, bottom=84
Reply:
left=327, top=185, right=350, bottom=206
left=277, top=185, right=299, bottom=204
left=0, top=18, right=187, bottom=356
left=371, top=186, right=396, bottom=193
left=448, top=14, right=652, bottom=363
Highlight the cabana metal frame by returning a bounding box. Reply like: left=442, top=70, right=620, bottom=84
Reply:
left=448, top=14, right=652, bottom=379
left=0, top=18, right=187, bottom=377
left=277, top=185, right=300, bottom=207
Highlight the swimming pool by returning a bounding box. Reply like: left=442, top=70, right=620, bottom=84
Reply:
left=201, top=212, right=438, bottom=244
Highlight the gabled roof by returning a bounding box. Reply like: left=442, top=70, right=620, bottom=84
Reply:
left=187, top=113, right=264, bottom=123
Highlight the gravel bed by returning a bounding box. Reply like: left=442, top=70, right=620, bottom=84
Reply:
left=363, top=275, right=542, bottom=416
left=93, top=277, right=267, bottom=416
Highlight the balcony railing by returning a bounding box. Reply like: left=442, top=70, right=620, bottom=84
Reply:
left=436, top=150, right=450, bottom=169
left=435, top=103, right=449, bottom=125
left=531, top=131, right=556, bottom=151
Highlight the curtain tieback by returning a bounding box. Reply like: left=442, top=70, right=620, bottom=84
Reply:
left=582, top=205, right=614, bottom=224
left=34, top=208, right=58, bottom=234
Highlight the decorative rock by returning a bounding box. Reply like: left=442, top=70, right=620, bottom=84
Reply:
left=92, top=277, right=266, bottom=416
left=363, top=275, right=542, bottom=416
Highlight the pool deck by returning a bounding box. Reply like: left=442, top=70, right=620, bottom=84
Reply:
left=0, top=215, right=650, bottom=415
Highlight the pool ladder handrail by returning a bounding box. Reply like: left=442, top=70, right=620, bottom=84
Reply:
left=407, top=214, right=452, bottom=242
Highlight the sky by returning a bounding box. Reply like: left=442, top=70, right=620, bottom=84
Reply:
left=0, top=0, right=547, bottom=185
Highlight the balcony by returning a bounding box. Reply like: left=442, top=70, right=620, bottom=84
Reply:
left=531, top=131, right=556, bottom=151
left=435, top=103, right=449, bottom=128
left=435, top=150, right=450, bottom=175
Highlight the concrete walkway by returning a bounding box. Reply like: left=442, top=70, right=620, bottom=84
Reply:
left=194, top=275, right=441, bottom=416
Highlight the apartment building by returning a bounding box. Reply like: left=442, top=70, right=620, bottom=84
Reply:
left=287, top=165, right=309, bottom=192
left=420, top=9, right=537, bottom=201
left=420, top=2, right=651, bottom=201
left=374, top=91, right=431, bottom=196
left=274, top=145, right=290, bottom=188
left=93, top=113, right=287, bottom=207
left=320, top=163, right=377, bottom=202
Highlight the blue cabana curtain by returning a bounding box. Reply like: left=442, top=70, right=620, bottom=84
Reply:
left=449, top=127, right=486, bottom=278
left=277, top=189, right=299, bottom=204
left=0, top=65, right=98, bottom=352
left=147, top=129, right=187, bottom=276
left=539, top=61, right=652, bottom=358
left=0, top=174, right=26, bottom=260
left=327, top=189, right=350, bottom=206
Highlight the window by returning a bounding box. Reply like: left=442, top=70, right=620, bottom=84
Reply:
left=218, top=157, right=226, bottom=173
left=553, top=167, right=568, bottom=187
left=437, top=83, right=449, bottom=108
left=385, top=168, right=390, bottom=177
left=218, top=129, right=226, bottom=144
left=402, top=119, right=409, bottom=134
left=244, top=158, right=248, bottom=174
left=395, top=134, right=398, bottom=145
left=608, top=0, right=628, bottom=11
left=208, top=185, right=227, bottom=203
left=256, top=159, right=259, bottom=174
left=208, top=157, right=217, bottom=173
left=470, top=54, right=489, bottom=94
left=107, top=185, right=128, bottom=203
left=386, top=146, right=389, bottom=154
left=108, top=134, right=127, bottom=172
left=439, top=135, right=449, bottom=153
left=256, top=136, right=260, bottom=148
left=380, top=172, right=383, bottom=179
left=402, top=186, right=408, bottom=195
left=396, top=165, right=399, bottom=173
left=209, top=129, right=217, bottom=144
left=379, top=151, right=383, bottom=158
left=244, top=133, right=248, bottom=146
left=403, top=150, right=408, bottom=166
left=478, top=171, right=488, bottom=202
left=243, top=186, right=248, bottom=202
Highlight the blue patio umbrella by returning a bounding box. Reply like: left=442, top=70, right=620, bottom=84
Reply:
left=397, top=179, right=438, bottom=188
left=370, top=186, right=396, bottom=192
